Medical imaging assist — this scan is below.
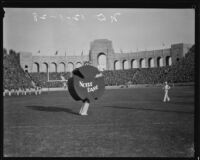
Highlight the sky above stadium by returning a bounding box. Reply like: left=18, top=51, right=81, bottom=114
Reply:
left=3, top=8, right=195, bottom=56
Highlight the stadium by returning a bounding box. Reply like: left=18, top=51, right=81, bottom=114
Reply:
left=3, top=8, right=195, bottom=157
left=3, top=40, right=195, bottom=157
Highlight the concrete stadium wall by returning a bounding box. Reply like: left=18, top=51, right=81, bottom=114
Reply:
left=20, top=39, right=192, bottom=73
left=41, top=82, right=194, bottom=92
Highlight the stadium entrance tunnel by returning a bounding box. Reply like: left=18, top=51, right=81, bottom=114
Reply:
left=97, top=53, right=107, bottom=70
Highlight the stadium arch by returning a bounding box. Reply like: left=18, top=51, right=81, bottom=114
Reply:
left=166, top=56, right=172, bottom=66
left=140, top=58, right=146, bottom=68
left=41, top=62, right=48, bottom=73
left=148, top=58, right=154, bottom=68
left=114, top=60, right=120, bottom=70
left=68, top=62, right=74, bottom=72
left=97, top=52, right=107, bottom=70
left=32, top=62, right=40, bottom=72
left=131, top=59, right=138, bottom=68
left=58, top=62, right=66, bottom=72
left=50, top=62, right=57, bottom=72
left=157, top=57, right=164, bottom=67
left=123, top=60, right=129, bottom=70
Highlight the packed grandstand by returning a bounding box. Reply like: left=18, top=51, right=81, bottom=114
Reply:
left=3, top=45, right=194, bottom=96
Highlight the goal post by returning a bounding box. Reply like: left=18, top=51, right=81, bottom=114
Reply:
left=47, top=70, right=68, bottom=82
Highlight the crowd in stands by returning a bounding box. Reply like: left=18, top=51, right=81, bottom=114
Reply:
left=165, top=46, right=195, bottom=83
left=3, top=49, right=42, bottom=96
left=3, top=45, right=194, bottom=96
left=103, top=69, right=137, bottom=86
left=103, top=45, right=195, bottom=85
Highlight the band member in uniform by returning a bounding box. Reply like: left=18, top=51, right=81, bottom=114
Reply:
left=39, top=86, right=42, bottom=95
left=19, top=88, right=21, bottom=95
left=60, top=74, right=67, bottom=89
left=8, top=88, right=11, bottom=96
left=16, top=88, right=20, bottom=96
left=163, top=81, right=170, bottom=102
left=79, top=100, right=90, bottom=116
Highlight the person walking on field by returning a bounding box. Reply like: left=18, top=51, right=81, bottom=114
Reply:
left=163, top=81, right=170, bottom=102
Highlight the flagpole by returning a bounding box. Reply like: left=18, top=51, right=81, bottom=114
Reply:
left=162, top=43, right=165, bottom=60
left=47, top=66, right=49, bottom=81
left=106, top=48, right=108, bottom=70
left=65, top=51, right=66, bottom=73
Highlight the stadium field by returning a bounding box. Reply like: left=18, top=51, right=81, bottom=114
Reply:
left=3, top=86, right=194, bottom=157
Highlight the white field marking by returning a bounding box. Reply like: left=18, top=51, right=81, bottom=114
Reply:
left=187, top=143, right=194, bottom=157
left=5, top=124, right=116, bottom=128
left=152, top=122, right=177, bottom=125
left=4, top=154, right=11, bottom=157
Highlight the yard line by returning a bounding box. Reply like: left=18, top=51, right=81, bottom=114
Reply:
left=5, top=124, right=116, bottom=128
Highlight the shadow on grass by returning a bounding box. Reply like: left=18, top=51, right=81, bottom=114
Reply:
left=103, top=106, right=194, bottom=114
left=169, top=101, right=194, bottom=105
left=25, top=105, right=79, bottom=115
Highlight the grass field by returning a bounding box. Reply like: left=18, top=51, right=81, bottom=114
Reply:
left=3, top=86, right=194, bottom=157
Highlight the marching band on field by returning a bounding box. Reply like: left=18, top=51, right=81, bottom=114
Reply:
left=3, top=79, right=171, bottom=104
left=3, top=86, right=42, bottom=97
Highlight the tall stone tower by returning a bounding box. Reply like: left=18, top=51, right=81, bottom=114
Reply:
left=89, top=39, right=115, bottom=70
left=171, top=43, right=193, bottom=64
